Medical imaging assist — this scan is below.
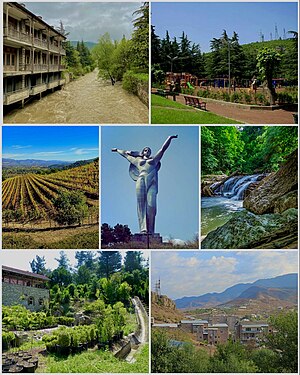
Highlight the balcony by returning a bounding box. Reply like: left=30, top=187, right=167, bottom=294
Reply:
left=47, top=80, right=60, bottom=89
left=34, top=38, right=48, bottom=50
left=50, top=44, right=66, bottom=56
left=4, top=27, right=31, bottom=45
left=30, top=83, right=48, bottom=96
left=32, top=64, right=48, bottom=73
left=3, top=87, right=30, bottom=105
left=49, top=64, right=65, bottom=72
left=3, top=65, right=17, bottom=73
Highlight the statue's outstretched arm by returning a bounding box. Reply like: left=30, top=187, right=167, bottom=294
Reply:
left=153, top=135, right=178, bottom=162
left=112, top=148, right=136, bottom=164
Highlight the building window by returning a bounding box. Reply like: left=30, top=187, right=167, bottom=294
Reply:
left=28, top=297, right=35, bottom=306
left=38, top=298, right=44, bottom=306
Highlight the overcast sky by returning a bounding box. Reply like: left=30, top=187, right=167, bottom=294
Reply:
left=25, top=2, right=143, bottom=42
left=152, top=251, right=298, bottom=299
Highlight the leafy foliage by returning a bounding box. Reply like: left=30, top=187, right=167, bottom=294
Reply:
left=201, top=126, right=298, bottom=175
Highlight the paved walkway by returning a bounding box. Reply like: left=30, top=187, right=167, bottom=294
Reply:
left=174, top=95, right=296, bottom=124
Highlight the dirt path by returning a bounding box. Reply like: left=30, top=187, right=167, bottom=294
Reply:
left=174, top=95, right=296, bottom=124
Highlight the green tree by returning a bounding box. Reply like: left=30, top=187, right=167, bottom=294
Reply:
left=76, top=264, right=92, bottom=285
left=256, top=47, right=281, bottom=105
left=208, top=340, right=258, bottom=372
left=92, top=33, right=116, bottom=85
left=124, top=251, right=144, bottom=272
left=98, top=251, right=122, bottom=278
left=55, top=251, right=71, bottom=270
left=130, top=2, right=149, bottom=70
left=53, top=189, right=88, bottom=226
left=113, top=223, right=131, bottom=243
left=75, top=251, right=96, bottom=269
left=201, top=127, right=218, bottom=174
left=266, top=311, right=298, bottom=372
left=101, top=223, right=115, bottom=245
left=30, top=255, right=47, bottom=275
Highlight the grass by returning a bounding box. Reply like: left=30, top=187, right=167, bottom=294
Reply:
left=40, top=344, right=149, bottom=373
left=151, top=94, right=241, bottom=124
left=2, top=226, right=99, bottom=249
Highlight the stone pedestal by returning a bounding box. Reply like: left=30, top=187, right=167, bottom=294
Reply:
left=131, top=233, right=163, bottom=244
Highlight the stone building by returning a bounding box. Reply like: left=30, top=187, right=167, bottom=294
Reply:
left=2, top=265, right=50, bottom=311
left=3, top=2, right=66, bottom=108
left=234, top=320, right=269, bottom=345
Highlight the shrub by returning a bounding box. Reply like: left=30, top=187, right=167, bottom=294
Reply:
left=58, top=330, right=71, bottom=348
left=57, top=316, right=75, bottom=326
left=2, top=331, right=16, bottom=349
left=122, top=70, right=148, bottom=96
left=230, top=92, right=241, bottom=103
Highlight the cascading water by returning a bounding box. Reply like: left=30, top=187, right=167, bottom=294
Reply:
left=213, top=174, right=264, bottom=200
left=202, top=174, right=265, bottom=237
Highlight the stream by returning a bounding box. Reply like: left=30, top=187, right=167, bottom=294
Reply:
left=3, top=70, right=148, bottom=124
left=201, top=174, right=264, bottom=236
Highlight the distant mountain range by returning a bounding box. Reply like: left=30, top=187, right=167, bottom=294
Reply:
left=3, top=157, right=98, bottom=169
left=175, top=273, right=298, bottom=309
left=3, top=158, right=71, bottom=168
left=69, top=41, right=97, bottom=50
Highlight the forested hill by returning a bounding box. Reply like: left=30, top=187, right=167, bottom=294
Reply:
left=70, top=41, right=97, bottom=50
left=201, top=126, right=298, bottom=176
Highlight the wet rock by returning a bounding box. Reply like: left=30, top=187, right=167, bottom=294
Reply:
left=201, top=174, right=227, bottom=197
left=201, top=208, right=298, bottom=249
left=244, top=149, right=298, bottom=214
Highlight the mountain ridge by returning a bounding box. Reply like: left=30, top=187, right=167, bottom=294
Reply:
left=175, top=273, right=298, bottom=309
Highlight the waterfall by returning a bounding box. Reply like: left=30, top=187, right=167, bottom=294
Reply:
left=211, top=174, right=264, bottom=201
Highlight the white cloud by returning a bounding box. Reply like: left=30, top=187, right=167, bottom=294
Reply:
left=33, top=151, right=66, bottom=157
left=3, top=153, right=26, bottom=158
left=151, top=251, right=298, bottom=300
left=70, top=148, right=99, bottom=155
left=11, top=145, right=32, bottom=149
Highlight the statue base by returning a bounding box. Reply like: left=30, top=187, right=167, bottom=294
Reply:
left=131, top=233, right=163, bottom=244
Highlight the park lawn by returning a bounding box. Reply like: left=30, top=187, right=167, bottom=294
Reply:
left=151, top=94, right=242, bottom=124
left=42, top=344, right=149, bottom=373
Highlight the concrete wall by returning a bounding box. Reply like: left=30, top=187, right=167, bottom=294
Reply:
left=2, top=282, right=49, bottom=311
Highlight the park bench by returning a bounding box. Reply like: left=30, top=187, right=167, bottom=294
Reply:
left=184, top=95, right=206, bottom=110
left=155, top=89, right=178, bottom=101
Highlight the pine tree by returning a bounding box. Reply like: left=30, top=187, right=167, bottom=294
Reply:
left=98, top=251, right=122, bottom=278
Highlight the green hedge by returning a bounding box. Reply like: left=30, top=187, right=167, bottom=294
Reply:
left=122, top=71, right=148, bottom=95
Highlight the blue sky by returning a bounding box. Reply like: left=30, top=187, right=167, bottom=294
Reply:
left=152, top=251, right=299, bottom=299
left=152, top=2, right=298, bottom=52
left=2, top=126, right=99, bottom=162
left=101, top=126, right=199, bottom=242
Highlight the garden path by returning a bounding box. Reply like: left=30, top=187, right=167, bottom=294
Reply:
left=174, top=95, right=295, bottom=124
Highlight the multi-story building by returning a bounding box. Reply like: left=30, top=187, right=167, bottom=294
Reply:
left=197, top=323, right=229, bottom=345
left=3, top=2, right=66, bottom=108
left=2, top=265, right=50, bottom=312
left=234, top=320, right=269, bottom=345
left=180, top=319, right=229, bottom=345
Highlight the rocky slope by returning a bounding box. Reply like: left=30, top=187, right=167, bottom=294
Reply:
left=202, top=150, right=298, bottom=249
left=244, top=149, right=298, bottom=214
left=152, top=292, right=183, bottom=323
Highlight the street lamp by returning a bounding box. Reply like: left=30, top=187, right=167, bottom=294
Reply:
left=167, top=55, right=179, bottom=73
left=167, top=54, right=195, bottom=73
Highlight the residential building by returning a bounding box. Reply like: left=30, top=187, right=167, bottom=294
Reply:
left=180, top=319, right=229, bottom=345
left=2, top=265, right=50, bottom=312
left=3, top=2, right=66, bottom=108
left=235, top=320, right=269, bottom=345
